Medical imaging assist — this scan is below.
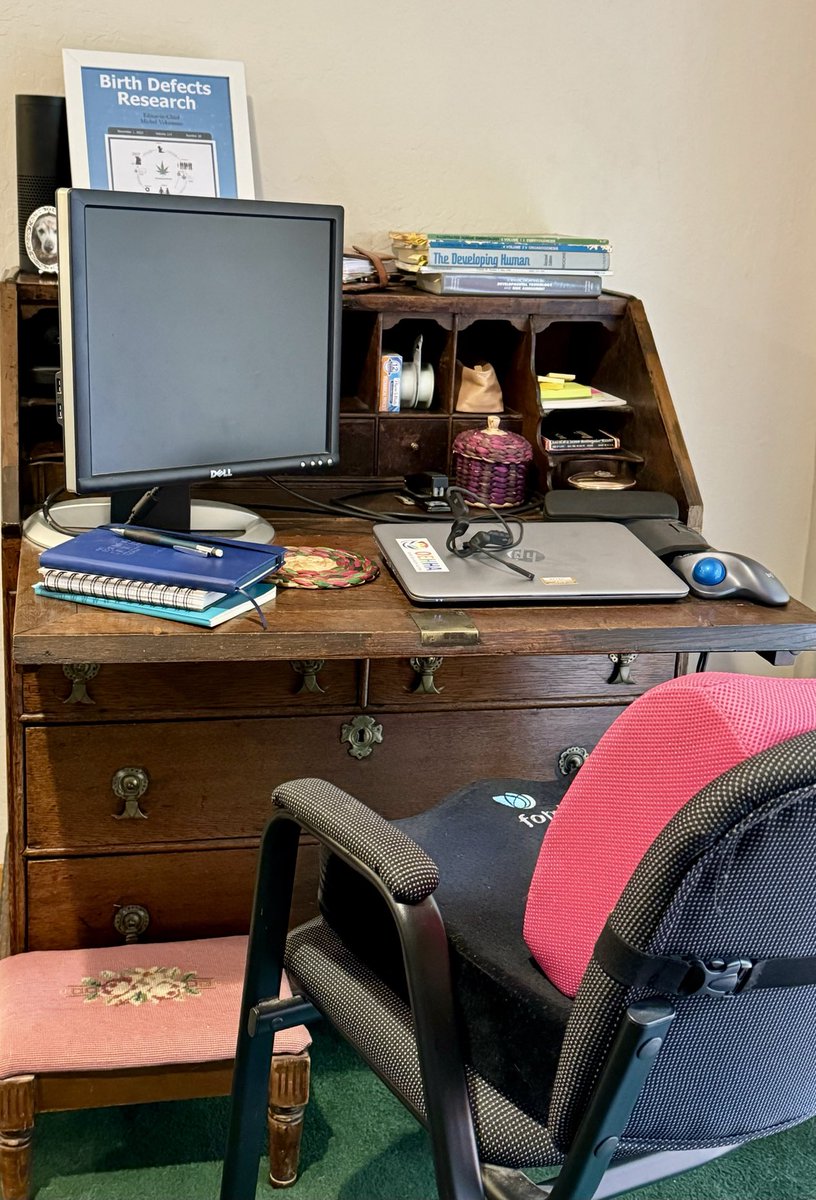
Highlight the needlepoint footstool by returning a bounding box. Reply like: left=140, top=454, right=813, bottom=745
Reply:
left=0, top=935, right=311, bottom=1200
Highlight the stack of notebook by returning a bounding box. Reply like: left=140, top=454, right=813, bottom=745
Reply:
left=35, top=526, right=285, bottom=627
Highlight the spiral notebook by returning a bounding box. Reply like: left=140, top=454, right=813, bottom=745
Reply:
left=38, top=568, right=226, bottom=611
left=32, top=579, right=278, bottom=628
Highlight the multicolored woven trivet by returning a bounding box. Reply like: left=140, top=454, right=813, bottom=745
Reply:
left=272, top=546, right=380, bottom=589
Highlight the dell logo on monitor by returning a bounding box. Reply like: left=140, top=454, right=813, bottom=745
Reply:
left=210, top=467, right=234, bottom=478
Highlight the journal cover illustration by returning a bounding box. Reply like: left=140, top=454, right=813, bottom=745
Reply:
left=105, top=127, right=219, bottom=196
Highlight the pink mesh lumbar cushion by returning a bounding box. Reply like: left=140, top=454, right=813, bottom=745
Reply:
left=523, top=673, right=816, bottom=998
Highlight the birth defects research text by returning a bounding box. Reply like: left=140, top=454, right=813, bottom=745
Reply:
left=99, top=73, right=213, bottom=110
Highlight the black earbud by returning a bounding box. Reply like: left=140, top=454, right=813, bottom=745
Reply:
left=447, top=490, right=471, bottom=539
left=444, top=485, right=534, bottom=581
left=468, top=530, right=512, bottom=550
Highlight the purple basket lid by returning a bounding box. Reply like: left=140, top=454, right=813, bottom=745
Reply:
left=453, top=416, right=533, bottom=465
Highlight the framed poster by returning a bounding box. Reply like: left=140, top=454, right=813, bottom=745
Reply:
left=62, top=49, right=254, bottom=198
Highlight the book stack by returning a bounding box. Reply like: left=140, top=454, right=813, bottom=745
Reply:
left=35, top=526, right=284, bottom=627
left=390, top=231, right=611, bottom=298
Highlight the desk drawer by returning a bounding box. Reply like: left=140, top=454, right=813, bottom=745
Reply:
left=25, top=843, right=320, bottom=951
left=368, top=653, right=676, bottom=707
left=27, top=715, right=394, bottom=851
left=22, top=659, right=358, bottom=721
left=26, top=704, right=625, bottom=852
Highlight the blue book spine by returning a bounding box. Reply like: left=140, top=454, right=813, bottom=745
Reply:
left=425, top=247, right=611, bottom=271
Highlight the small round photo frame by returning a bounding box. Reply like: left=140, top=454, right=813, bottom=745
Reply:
left=24, top=205, right=59, bottom=274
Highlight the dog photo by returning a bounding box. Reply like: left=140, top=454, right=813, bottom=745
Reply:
left=24, top=205, right=58, bottom=272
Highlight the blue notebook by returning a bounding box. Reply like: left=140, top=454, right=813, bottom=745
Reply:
left=39, top=526, right=285, bottom=593
left=33, top=580, right=278, bottom=628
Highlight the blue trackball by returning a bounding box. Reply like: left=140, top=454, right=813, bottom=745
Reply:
left=692, top=557, right=727, bottom=586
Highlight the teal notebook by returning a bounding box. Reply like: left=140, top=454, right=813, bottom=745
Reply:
left=33, top=580, right=277, bottom=628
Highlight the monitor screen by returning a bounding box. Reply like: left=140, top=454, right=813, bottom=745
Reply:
left=57, top=189, right=343, bottom=495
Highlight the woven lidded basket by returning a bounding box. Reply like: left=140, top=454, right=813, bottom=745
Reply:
left=451, top=416, right=533, bottom=506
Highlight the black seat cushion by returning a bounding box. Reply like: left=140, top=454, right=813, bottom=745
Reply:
left=319, top=777, right=574, bottom=1121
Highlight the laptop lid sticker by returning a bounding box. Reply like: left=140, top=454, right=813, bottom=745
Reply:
left=396, top=538, right=450, bottom=573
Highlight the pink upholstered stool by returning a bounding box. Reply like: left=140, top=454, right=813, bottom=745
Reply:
left=0, top=935, right=311, bottom=1200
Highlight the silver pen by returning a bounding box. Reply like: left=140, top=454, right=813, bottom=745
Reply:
left=171, top=542, right=224, bottom=557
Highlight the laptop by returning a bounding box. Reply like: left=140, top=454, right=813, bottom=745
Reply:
left=373, top=520, right=689, bottom=604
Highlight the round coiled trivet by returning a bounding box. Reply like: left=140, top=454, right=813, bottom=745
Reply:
left=271, top=546, right=380, bottom=588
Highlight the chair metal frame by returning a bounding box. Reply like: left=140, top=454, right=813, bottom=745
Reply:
left=221, top=807, right=736, bottom=1200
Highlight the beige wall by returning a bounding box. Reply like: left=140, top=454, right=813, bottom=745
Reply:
left=2, top=1, right=816, bottom=853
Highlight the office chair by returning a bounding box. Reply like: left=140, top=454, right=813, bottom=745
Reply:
left=221, top=672, right=816, bottom=1200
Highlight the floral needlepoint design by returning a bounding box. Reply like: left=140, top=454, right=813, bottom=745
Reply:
left=76, top=965, right=213, bottom=1006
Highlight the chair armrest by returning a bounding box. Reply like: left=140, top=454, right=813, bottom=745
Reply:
left=272, top=778, right=440, bottom=904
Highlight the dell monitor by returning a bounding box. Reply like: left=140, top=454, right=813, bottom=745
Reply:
left=24, top=188, right=343, bottom=547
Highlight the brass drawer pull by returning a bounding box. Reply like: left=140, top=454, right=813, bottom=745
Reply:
left=62, top=663, right=100, bottom=705
left=341, top=715, right=383, bottom=759
left=290, top=660, right=326, bottom=695
left=112, top=767, right=149, bottom=820
left=409, top=656, right=444, bottom=694
left=608, top=652, right=638, bottom=685
left=558, top=746, right=589, bottom=776
left=113, top=904, right=150, bottom=943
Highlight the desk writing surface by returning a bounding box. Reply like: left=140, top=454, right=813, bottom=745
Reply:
left=12, top=518, right=816, bottom=665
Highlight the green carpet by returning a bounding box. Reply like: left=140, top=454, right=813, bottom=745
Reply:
left=31, top=1026, right=815, bottom=1199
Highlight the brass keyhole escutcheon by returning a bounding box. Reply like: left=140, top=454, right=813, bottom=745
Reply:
left=341, top=715, right=383, bottom=759
left=112, top=767, right=149, bottom=820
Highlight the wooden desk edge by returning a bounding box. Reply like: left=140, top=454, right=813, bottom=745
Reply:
left=12, top=608, right=816, bottom=665
left=12, top=526, right=816, bottom=665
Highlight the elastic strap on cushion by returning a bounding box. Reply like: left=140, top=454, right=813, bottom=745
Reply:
left=595, top=922, right=816, bottom=998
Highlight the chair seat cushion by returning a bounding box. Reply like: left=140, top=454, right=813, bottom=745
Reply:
left=318, top=777, right=572, bottom=1121
left=0, top=935, right=310, bottom=1079
left=287, top=915, right=563, bottom=1169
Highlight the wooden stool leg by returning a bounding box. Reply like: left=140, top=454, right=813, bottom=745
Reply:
left=0, top=1076, right=35, bottom=1200
left=267, top=1051, right=310, bottom=1189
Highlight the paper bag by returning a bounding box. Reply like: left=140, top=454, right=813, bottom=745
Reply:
left=454, top=361, right=503, bottom=413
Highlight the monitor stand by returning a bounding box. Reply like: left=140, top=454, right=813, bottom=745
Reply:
left=23, top=496, right=276, bottom=550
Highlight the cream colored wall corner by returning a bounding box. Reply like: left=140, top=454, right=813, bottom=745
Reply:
left=2, top=0, right=816, bottom=860
left=795, top=446, right=816, bottom=679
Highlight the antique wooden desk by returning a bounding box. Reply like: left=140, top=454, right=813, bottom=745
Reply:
left=6, top=517, right=816, bottom=957
left=4, top=274, right=816, bottom=958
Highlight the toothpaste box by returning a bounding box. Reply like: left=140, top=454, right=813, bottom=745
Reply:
left=378, top=353, right=402, bottom=412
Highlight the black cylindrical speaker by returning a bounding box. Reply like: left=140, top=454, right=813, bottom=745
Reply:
left=16, top=95, right=71, bottom=273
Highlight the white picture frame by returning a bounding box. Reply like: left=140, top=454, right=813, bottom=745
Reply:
left=62, top=48, right=254, bottom=199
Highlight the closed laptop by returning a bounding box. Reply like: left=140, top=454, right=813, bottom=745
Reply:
left=373, top=520, right=689, bottom=604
